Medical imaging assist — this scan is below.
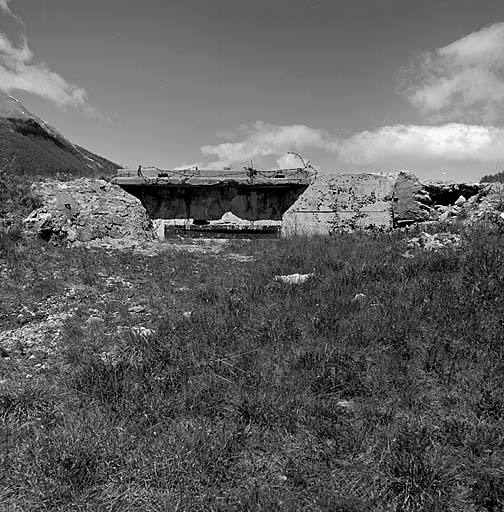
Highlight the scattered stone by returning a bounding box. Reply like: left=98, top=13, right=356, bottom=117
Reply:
left=0, top=311, right=72, bottom=359
left=116, top=325, right=155, bottom=337
left=407, top=232, right=461, bottom=251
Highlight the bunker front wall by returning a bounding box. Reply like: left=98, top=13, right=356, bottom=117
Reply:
left=282, top=173, right=396, bottom=236
left=121, top=183, right=309, bottom=222
left=281, top=171, right=432, bottom=236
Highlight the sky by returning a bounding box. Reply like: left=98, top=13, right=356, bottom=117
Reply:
left=1, top=0, right=504, bottom=180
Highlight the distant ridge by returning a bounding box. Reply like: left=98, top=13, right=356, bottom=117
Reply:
left=0, top=94, right=119, bottom=177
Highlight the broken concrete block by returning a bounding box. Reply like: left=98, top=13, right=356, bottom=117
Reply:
left=54, top=192, right=80, bottom=219
left=455, top=195, right=466, bottom=206
left=282, top=173, right=395, bottom=236
left=77, top=227, right=94, bottom=242
left=393, top=172, right=433, bottom=225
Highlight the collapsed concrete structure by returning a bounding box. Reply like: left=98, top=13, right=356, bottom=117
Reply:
left=282, top=171, right=482, bottom=235
left=24, top=171, right=495, bottom=246
left=112, top=168, right=484, bottom=237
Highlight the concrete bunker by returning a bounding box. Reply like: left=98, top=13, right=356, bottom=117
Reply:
left=112, top=168, right=483, bottom=238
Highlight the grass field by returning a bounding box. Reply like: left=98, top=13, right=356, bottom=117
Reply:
left=1, top=225, right=504, bottom=511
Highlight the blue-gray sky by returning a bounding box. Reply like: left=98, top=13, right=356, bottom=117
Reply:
left=1, top=0, right=504, bottom=179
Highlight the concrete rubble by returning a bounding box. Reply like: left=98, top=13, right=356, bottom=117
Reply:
left=24, top=178, right=154, bottom=248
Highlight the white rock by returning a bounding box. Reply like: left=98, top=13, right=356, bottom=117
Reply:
left=274, top=273, right=314, bottom=285
left=130, top=326, right=155, bottom=337
left=454, top=195, right=466, bottom=206
left=128, top=305, right=146, bottom=314
left=86, top=316, right=104, bottom=325
left=336, top=400, right=356, bottom=410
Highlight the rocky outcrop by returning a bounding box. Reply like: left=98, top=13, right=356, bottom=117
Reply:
left=24, top=178, right=153, bottom=248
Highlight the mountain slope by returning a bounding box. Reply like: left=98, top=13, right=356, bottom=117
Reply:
left=0, top=94, right=119, bottom=177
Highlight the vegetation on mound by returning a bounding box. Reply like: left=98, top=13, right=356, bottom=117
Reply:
left=1, top=228, right=504, bottom=510
left=481, top=170, right=504, bottom=183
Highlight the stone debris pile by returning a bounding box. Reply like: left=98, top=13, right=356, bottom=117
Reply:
left=393, top=176, right=482, bottom=225
left=24, top=178, right=153, bottom=248
left=463, top=183, right=504, bottom=228
left=390, top=177, right=504, bottom=228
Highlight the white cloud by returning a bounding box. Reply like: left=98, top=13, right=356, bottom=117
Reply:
left=0, top=1, right=93, bottom=112
left=276, top=152, right=305, bottom=168
left=0, top=0, right=23, bottom=24
left=173, top=162, right=202, bottom=170
left=196, top=121, right=504, bottom=178
left=201, top=121, right=334, bottom=168
left=0, top=0, right=13, bottom=14
left=337, top=124, right=504, bottom=163
left=399, top=22, right=504, bottom=123
left=0, top=31, right=89, bottom=109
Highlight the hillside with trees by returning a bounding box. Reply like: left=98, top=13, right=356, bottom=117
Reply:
left=0, top=94, right=120, bottom=222
left=481, top=170, right=504, bottom=183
